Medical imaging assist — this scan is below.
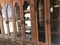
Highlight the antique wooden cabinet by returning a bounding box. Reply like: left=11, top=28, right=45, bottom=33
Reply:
left=35, top=0, right=60, bottom=45
left=0, top=0, right=60, bottom=45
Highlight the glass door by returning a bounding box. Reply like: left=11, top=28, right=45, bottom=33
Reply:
left=23, top=1, right=32, bottom=41
left=37, top=0, right=48, bottom=45
left=37, top=0, right=45, bottom=42
left=14, top=3, right=22, bottom=39
left=7, top=4, right=14, bottom=37
left=50, top=0, right=60, bottom=45
left=2, top=6, right=7, bottom=35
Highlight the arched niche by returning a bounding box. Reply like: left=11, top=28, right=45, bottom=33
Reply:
left=7, top=4, right=12, bottom=19
left=23, top=1, right=32, bottom=41
left=14, top=3, right=20, bottom=20
left=14, top=3, right=22, bottom=38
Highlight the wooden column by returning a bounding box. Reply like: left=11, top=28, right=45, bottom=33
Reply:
left=20, top=0, right=25, bottom=41
left=44, top=0, right=49, bottom=45
left=11, top=1, right=18, bottom=45
left=46, top=0, right=51, bottom=45
left=30, top=0, right=37, bottom=44
left=11, top=0, right=17, bottom=40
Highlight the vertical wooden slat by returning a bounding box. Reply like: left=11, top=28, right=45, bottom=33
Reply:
left=30, top=0, right=37, bottom=44
left=11, top=1, right=18, bottom=45
left=44, top=0, right=49, bottom=45
left=11, top=0, right=17, bottom=40
left=46, top=0, right=51, bottom=45
left=20, top=0, right=25, bottom=41
left=35, top=0, right=40, bottom=44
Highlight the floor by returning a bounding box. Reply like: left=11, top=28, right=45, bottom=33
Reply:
left=0, top=33, right=35, bottom=45
left=0, top=37, right=34, bottom=45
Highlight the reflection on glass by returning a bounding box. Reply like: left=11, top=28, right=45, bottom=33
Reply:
left=50, top=0, right=60, bottom=44
left=37, top=0, right=45, bottom=42
left=7, top=5, right=14, bottom=36
left=23, top=1, right=32, bottom=40
left=2, top=6, right=7, bottom=34
left=14, top=3, right=22, bottom=37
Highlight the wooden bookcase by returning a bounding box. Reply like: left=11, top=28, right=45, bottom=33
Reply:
left=0, top=0, right=60, bottom=45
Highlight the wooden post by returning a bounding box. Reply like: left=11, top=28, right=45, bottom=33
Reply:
left=20, top=0, right=25, bottom=41
left=11, top=0, right=17, bottom=40
left=30, top=0, right=37, bottom=44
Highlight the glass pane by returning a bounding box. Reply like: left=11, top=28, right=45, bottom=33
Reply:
left=7, top=5, right=14, bottom=36
left=23, top=1, right=32, bottom=40
left=14, top=3, right=22, bottom=38
left=37, top=0, right=45, bottom=42
left=50, top=0, right=60, bottom=44
left=2, top=6, right=7, bottom=34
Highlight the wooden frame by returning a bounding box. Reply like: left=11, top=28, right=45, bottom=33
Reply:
left=0, top=0, right=60, bottom=45
left=35, top=0, right=49, bottom=45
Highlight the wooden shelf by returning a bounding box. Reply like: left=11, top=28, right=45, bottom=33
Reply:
left=39, top=31, right=45, bottom=33
left=51, top=19, right=60, bottom=21
left=51, top=32, right=60, bottom=34
left=39, top=19, right=44, bottom=22
left=54, top=5, right=60, bottom=8
left=38, top=7, right=43, bottom=10
left=39, top=31, right=60, bottom=34
left=24, top=9, right=30, bottom=13
left=25, top=19, right=31, bottom=21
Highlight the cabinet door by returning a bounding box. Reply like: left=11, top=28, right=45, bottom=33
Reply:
left=23, top=1, right=32, bottom=41
left=14, top=3, right=22, bottom=39
left=50, top=0, right=60, bottom=45
left=37, top=0, right=48, bottom=45
left=7, top=4, right=14, bottom=37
